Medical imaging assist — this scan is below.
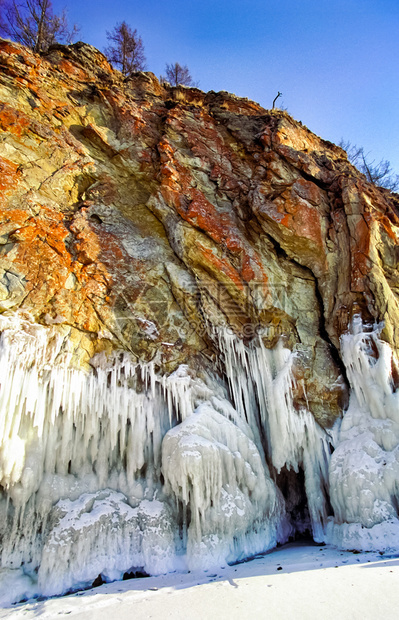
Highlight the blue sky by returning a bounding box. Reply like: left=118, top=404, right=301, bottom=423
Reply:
left=53, top=0, right=399, bottom=172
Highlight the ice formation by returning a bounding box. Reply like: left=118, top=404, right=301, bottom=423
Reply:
left=0, top=313, right=197, bottom=599
left=1, top=309, right=398, bottom=604
left=162, top=402, right=287, bottom=568
left=0, top=313, right=293, bottom=600
left=216, top=328, right=332, bottom=542
left=39, top=491, right=176, bottom=596
left=326, top=317, right=399, bottom=552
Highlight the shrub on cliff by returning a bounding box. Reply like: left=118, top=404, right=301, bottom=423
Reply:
left=160, top=62, right=197, bottom=87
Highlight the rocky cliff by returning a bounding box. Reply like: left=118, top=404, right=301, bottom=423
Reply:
left=1, top=39, right=399, bottom=602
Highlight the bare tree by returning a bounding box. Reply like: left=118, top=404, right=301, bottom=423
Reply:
left=160, top=62, right=197, bottom=87
left=0, top=0, right=79, bottom=53
left=104, top=21, right=146, bottom=77
left=340, top=140, right=399, bottom=192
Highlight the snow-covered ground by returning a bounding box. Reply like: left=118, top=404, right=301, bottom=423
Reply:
left=1, top=543, right=398, bottom=620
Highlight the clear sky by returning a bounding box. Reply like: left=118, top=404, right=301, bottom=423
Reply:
left=52, top=0, right=399, bottom=172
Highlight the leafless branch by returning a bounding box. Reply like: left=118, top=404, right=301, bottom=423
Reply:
left=163, top=62, right=198, bottom=87
left=339, top=139, right=399, bottom=192
left=0, top=0, right=79, bottom=52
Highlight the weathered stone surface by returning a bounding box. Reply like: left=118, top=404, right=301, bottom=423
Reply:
left=1, top=39, right=398, bottom=426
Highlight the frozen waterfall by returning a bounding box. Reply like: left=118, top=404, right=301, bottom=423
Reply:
left=0, top=312, right=398, bottom=604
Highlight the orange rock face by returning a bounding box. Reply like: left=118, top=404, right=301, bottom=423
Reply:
left=1, top=39, right=398, bottom=425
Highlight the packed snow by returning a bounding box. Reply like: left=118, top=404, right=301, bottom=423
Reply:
left=1, top=543, right=398, bottom=619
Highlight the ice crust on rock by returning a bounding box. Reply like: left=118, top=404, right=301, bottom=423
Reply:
left=327, top=317, right=399, bottom=552
left=38, top=490, right=176, bottom=596
left=162, top=402, right=288, bottom=568
left=0, top=314, right=292, bottom=599
left=0, top=568, right=39, bottom=607
left=0, top=314, right=198, bottom=591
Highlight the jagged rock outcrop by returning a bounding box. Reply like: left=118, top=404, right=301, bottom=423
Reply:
left=1, top=40, right=398, bottom=425
left=1, top=39, right=399, bottom=599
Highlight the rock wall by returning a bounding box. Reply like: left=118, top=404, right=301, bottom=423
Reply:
left=2, top=39, right=399, bottom=415
left=1, top=39, right=399, bottom=601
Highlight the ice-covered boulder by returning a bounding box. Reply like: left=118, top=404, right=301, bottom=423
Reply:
left=38, top=490, right=176, bottom=597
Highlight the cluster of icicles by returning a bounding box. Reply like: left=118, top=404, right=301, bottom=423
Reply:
left=0, top=313, right=398, bottom=604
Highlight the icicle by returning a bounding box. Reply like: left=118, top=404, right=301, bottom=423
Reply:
left=0, top=311, right=341, bottom=600
left=215, top=327, right=332, bottom=542
left=0, top=313, right=212, bottom=591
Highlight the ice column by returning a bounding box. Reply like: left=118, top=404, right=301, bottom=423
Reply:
left=327, top=318, right=399, bottom=552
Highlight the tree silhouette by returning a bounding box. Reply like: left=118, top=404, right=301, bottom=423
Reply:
left=0, top=0, right=79, bottom=53
left=161, top=62, right=197, bottom=87
left=104, top=21, right=146, bottom=77
left=340, top=140, right=399, bottom=192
